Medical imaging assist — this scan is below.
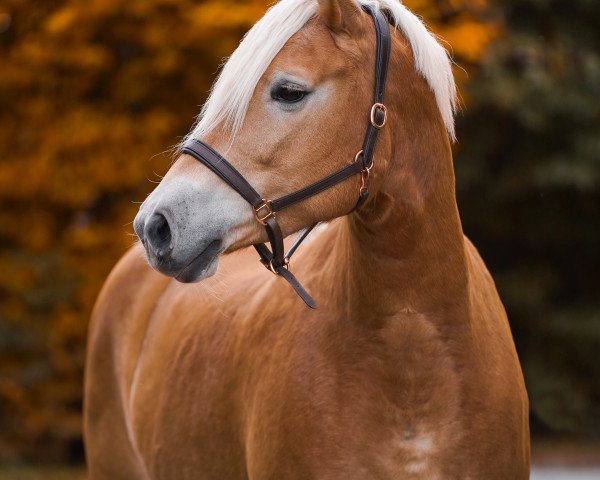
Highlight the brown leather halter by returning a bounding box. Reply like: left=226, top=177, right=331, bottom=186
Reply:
left=182, top=5, right=391, bottom=308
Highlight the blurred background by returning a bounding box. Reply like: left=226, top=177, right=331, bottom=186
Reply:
left=0, top=0, right=598, bottom=476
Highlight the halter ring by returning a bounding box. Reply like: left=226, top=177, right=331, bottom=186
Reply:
left=268, top=257, right=289, bottom=274
left=370, top=103, right=388, bottom=129
left=354, top=150, right=364, bottom=164
left=254, top=200, right=275, bottom=226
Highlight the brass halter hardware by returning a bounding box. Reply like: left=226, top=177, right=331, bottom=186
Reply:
left=354, top=149, right=365, bottom=163
left=268, top=256, right=289, bottom=274
left=253, top=200, right=275, bottom=226
left=370, top=103, right=388, bottom=129
left=360, top=165, right=372, bottom=195
left=354, top=149, right=372, bottom=196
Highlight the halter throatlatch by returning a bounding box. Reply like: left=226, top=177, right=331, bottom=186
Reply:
left=181, top=5, right=391, bottom=308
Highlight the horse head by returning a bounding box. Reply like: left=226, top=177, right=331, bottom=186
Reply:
left=134, top=0, right=455, bottom=286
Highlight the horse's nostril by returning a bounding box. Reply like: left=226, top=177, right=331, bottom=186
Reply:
left=156, top=218, right=170, bottom=244
left=145, top=213, right=172, bottom=255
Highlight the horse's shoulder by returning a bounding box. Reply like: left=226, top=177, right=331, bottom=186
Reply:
left=85, top=245, right=172, bottom=478
left=89, top=244, right=170, bottom=348
left=463, top=235, right=500, bottom=295
left=462, top=234, right=515, bottom=337
left=463, top=235, right=520, bottom=363
left=462, top=236, right=528, bottom=436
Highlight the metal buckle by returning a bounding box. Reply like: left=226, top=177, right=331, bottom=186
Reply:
left=268, top=257, right=289, bottom=275
left=254, top=200, right=275, bottom=226
left=370, top=103, right=387, bottom=129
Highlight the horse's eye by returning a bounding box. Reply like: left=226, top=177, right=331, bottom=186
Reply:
left=272, top=84, right=308, bottom=104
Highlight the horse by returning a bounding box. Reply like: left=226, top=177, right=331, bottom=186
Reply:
left=84, top=0, right=530, bottom=478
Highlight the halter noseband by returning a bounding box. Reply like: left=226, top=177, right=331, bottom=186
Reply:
left=182, top=5, right=391, bottom=308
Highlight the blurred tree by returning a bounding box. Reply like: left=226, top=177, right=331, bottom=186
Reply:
left=456, top=0, right=600, bottom=437
left=0, top=0, right=495, bottom=465
left=0, top=0, right=271, bottom=464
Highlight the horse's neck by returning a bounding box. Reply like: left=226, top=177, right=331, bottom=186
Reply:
left=322, top=129, right=469, bottom=324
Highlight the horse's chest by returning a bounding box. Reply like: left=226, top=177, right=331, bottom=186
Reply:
left=237, top=318, right=466, bottom=478
left=129, top=312, right=466, bottom=479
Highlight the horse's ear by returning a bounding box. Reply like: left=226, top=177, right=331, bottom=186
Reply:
left=317, top=0, right=364, bottom=36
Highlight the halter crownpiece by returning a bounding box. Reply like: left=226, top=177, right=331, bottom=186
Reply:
left=182, top=5, right=391, bottom=308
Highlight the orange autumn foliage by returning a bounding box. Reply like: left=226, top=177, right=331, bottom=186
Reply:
left=0, top=0, right=495, bottom=463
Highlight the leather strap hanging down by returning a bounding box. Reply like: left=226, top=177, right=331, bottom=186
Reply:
left=181, top=5, right=391, bottom=308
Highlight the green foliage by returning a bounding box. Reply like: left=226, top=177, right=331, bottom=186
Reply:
left=456, top=0, right=600, bottom=436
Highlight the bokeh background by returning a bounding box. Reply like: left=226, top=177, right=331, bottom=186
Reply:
left=0, top=0, right=599, bottom=473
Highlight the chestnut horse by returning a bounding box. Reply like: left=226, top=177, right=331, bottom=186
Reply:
left=84, top=0, right=530, bottom=478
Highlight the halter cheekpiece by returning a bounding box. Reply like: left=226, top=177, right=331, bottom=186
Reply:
left=182, top=5, right=391, bottom=308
